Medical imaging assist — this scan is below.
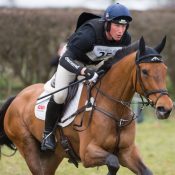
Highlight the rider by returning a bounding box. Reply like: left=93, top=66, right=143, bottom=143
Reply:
left=41, top=3, right=133, bottom=151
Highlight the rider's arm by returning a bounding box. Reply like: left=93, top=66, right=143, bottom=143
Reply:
left=59, top=49, right=96, bottom=79
left=59, top=49, right=83, bottom=74
left=59, top=24, right=96, bottom=75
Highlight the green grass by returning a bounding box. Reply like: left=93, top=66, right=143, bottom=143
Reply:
left=0, top=112, right=175, bottom=175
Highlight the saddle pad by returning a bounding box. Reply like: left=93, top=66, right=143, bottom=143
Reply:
left=34, top=83, right=83, bottom=127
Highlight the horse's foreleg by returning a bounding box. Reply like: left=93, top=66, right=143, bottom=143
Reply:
left=80, top=144, right=119, bottom=175
left=118, top=144, right=153, bottom=175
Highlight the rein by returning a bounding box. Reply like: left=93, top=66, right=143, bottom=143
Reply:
left=92, top=80, right=150, bottom=128
left=93, top=84, right=136, bottom=127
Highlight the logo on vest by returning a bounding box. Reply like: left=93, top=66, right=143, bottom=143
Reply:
left=65, top=57, right=80, bottom=70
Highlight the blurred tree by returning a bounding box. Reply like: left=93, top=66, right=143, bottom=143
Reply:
left=0, top=8, right=174, bottom=98
left=0, top=8, right=80, bottom=87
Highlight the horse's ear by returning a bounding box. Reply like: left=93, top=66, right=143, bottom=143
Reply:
left=139, top=36, right=145, bottom=56
left=154, top=36, right=166, bottom=53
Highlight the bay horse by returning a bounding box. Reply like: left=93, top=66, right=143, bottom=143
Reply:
left=0, top=37, right=173, bottom=175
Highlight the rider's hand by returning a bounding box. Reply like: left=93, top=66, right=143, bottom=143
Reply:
left=99, top=61, right=111, bottom=72
left=83, top=68, right=98, bottom=82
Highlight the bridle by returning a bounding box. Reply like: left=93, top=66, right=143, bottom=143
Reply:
left=135, top=53, right=169, bottom=107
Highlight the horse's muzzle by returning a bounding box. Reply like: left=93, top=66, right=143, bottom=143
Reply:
left=156, top=106, right=172, bottom=119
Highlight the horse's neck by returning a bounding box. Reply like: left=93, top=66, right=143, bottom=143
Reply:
left=102, top=52, right=136, bottom=102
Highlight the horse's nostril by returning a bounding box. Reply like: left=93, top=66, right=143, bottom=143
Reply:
left=157, top=106, right=172, bottom=116
left=157, top=106, right=166, bottom=112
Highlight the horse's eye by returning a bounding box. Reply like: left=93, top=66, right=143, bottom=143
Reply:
left=142, top=69, right=148, bottom=76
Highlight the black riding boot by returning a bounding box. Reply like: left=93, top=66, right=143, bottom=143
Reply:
left=41, top=96, right=63, bottom=151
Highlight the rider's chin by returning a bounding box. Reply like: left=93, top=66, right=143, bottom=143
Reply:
left=113, top=37, right=119, bottom=41
left=114, top=35, right=122, bottom=41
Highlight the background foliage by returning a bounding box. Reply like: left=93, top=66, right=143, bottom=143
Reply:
left=0, top=8, right=174, bottom=98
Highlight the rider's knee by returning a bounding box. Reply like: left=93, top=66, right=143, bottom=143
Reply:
left=53, top=91, right=67, bottom=104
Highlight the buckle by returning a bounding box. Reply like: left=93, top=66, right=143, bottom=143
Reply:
left=119, top=119, right=129, bottom=127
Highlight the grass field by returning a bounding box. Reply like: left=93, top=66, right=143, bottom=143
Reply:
left=0, top=109, right=175, bottom=175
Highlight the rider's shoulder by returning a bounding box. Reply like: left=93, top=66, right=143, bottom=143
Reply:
left=74, top=22, right=96, bottom=40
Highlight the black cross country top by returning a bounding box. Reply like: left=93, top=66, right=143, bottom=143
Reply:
left=59, top=18, right=132, bottom=74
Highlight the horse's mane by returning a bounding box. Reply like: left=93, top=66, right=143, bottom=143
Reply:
left=105, top=41, right=139, bottom=66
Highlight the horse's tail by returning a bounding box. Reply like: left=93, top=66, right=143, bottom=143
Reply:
left=0, top=96, right=16, bottom=150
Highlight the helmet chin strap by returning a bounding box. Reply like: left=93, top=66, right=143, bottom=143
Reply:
left=105, top=22, right=115, bottom=40
left=104, top=21, right=111, bottom=32
left=105, top=31, right=113, bottom=41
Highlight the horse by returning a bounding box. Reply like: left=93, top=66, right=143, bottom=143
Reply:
left=0, top=37, right=173, bottom=175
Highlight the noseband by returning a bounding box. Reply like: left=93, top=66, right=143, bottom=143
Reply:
left=135, top=53, right=169, bottom=107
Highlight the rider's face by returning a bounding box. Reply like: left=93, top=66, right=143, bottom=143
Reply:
left=109, top=23, right=127, bottom=41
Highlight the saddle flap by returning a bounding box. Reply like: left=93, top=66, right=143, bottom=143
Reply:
left=35, top=83, right=84, bottom=127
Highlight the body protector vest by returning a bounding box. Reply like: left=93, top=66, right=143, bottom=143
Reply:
left=86, top=19, right=122, bottom=62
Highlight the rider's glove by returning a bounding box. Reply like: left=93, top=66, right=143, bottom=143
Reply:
left=84, top=68, right=98, bottom=83
left=99, top=61, right=111, bottom=72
